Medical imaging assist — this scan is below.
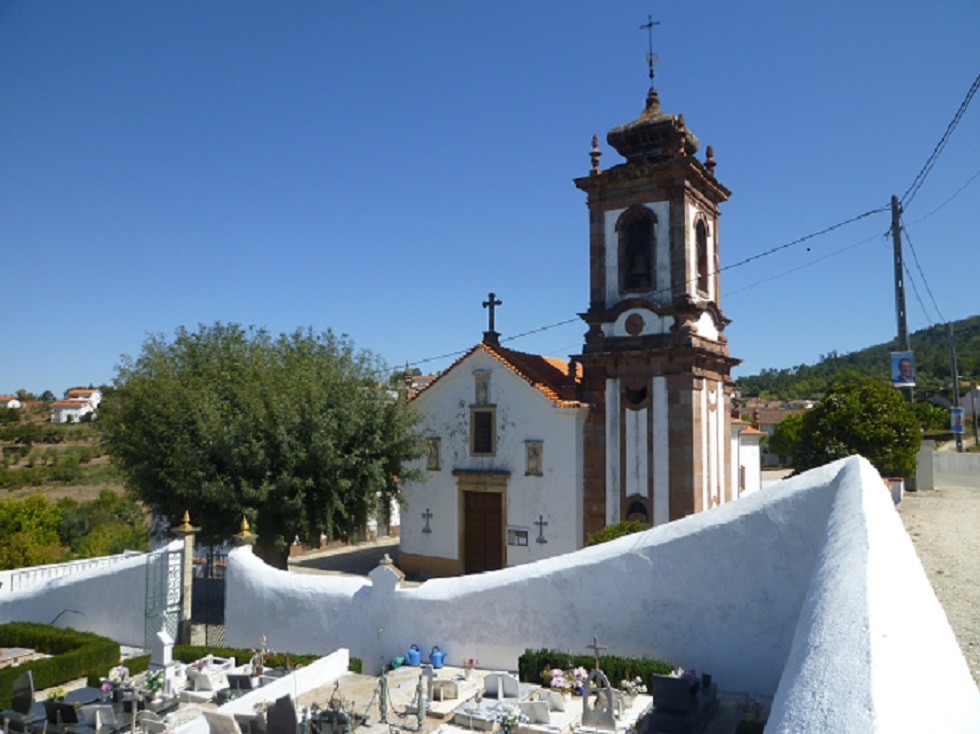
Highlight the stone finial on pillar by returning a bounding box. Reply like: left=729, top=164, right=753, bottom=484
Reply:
left=589, top=134, right=602, bottom=176
left=232, top=515, right=257, bottom=551
left=171, top=510, right=200, bottom=646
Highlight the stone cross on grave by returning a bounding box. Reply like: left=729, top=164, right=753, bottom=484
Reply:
left=482, top=292, right=502, bottom=346
left=587, top=635, right=608, bottom=671
left=534, top=515, right=548, bottom=544
left=422, top=507, right=433, bottom=534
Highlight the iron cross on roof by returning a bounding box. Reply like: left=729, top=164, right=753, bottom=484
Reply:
left=482, top=292, right=502, bottom=345
left=641, top=14, right=660, bottom=84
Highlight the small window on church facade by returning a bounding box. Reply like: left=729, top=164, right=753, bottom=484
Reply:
left=507, top=528, right=529, bottom=547
left=618, top=207, right=657, bottom=293
left=474, top=370, right=491, bottom=405
left=696, top=220, right=709, bottom=295
left=525, top=440, right=543, bottom=476
left=427, top=438, right=441, bottom=471
left=470, top=407, right=496, bottom=456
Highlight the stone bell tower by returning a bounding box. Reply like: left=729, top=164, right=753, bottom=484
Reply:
left=573, top=79, right=740, bottom=537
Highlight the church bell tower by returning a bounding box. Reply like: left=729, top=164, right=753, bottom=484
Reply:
left=573, top=77, right=740, bottom=537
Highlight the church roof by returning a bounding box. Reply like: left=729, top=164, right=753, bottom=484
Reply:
left=412, top=342, right=587, bottom=408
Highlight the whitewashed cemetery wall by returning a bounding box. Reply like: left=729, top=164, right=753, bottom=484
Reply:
left=0, top=549, right=143, bottom=595
left=0, top=540, right=181, bottom=647
left=225, top=458, right=980, bottom=731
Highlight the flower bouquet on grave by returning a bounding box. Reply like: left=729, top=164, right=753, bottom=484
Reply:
left=46, top=688, right=67, bottom=702
left=101, top=665, right=130, bottom=702
left=493, top=703, right=529, bottom=734
left=619, top=675, right=647, bottom=705
left=144, top=670, right=165, bottom=700
left=463, top=658, right=479, bottom=679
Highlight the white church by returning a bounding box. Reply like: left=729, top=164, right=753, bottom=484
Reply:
left=399, top=80, right=763, bottom=579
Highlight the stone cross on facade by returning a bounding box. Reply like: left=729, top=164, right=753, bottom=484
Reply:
left=482, top=292, right=502, bottom=346
left=535, top=515, right=548, bottom=544
left=587, top=635, right=608, bottom=670
left=422, top=507, right=433, bottom=534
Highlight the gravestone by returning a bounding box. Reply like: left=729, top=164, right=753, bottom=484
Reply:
left=150, top=628, right=177, bottom=696
left=581, top=669, right=617, bottom=732
left=483, top=672, right=520, bottom=699
left=640, top=674, right=718, bottom=734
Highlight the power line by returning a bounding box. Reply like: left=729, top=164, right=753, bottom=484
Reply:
left=726, top=231, right=884, bottom=297
left=906, top=166, right=980, bottom=226
left=408, top=206, right=888, bottom=369
left=900, top=72, right=980, bottom=210
left=901, top=220, right=946, bottom=324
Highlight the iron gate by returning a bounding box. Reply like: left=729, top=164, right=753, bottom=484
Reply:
left=192, top=546, right=228, bottom=646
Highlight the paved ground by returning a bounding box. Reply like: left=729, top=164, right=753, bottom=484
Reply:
left=289, top=536, right=401, bottom=577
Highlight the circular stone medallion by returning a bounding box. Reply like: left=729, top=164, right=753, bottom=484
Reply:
left=625, top=314, right=645, bottom=336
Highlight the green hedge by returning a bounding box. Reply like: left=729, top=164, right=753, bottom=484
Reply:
left=0, top=622, right=119, bottom=709
left=518, top=648, right=674, bottom=691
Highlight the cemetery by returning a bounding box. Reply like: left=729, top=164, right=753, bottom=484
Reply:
left=3, top=456, right=980, bottom=732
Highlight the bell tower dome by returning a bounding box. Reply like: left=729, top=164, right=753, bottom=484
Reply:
left=573, top=78, right=740, bottom=537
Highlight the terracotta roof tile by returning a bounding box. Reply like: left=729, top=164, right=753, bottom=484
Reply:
left=52, top=399, right=89, bottom=408
left=412, top=343, right=588, bottom=408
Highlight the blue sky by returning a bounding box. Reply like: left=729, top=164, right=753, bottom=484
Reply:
left=2, top=1, right=978, bottom=397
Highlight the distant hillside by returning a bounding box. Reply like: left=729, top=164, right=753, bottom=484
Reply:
left=737, top=315, right=980, bottom=400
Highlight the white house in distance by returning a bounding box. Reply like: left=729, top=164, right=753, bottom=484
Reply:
left=400, top=75, right=762, bottom=578
left=50, top=389, right=102, bottom=424
left=0, top=394, right=23, bottom=409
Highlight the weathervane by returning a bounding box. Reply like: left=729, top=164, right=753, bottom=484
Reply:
left=640, top=14, right=660, bottom=86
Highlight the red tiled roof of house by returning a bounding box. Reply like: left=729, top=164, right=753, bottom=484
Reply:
left=412, top=342, right=588, bottom=408
left=0, top=395, right=15, bottom=402
left=67, top=389, right=96, bottom=397
left=755, top=408, right=807, bottom=425
left=52, top=399, right=89, bottom=408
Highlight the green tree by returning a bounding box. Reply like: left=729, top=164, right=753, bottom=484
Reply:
left=769, top=413, right=805, bottom=463
left=0, top=494, right=68, bottom=569
left=57, top=490, right=149, bottom=556
left=912, top=401, right=950, bottom=431
left=101, top=323, right=427, bottom=568
left=794, top=379, right=921, bottom=478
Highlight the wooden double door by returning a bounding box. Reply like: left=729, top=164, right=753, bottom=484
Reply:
left=463, top=490, right=503, bottom=574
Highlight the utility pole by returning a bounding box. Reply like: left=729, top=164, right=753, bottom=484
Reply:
left=972, top=380, right=979, bottom=447
left=949, top=322, right=963, bottom=453
left=891, top=196, right=912, bottom=403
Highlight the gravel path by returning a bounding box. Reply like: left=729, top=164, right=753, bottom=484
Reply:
left=898, top=477, right=980, bottom=688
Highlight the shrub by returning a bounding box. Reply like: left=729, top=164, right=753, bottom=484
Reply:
left=518, top=648, right=673, bottom=693
left=585, top=520, right=648, bottom=547
left=0, top=623, right=119, bottom=709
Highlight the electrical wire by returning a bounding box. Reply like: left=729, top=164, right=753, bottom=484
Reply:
left=901, top=221, right=946, bottom=324
left=407, top=206, right=888, bottom=369
left=900, top=72, right=980, bottom=210
left=906, top=166, right=980, bottom=226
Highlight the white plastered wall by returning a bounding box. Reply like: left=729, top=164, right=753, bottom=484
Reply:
left=652, top=376, right=670, bottom=525
left=0, top=541, right=182, bottom=647
left=400, top=348, right=587, bottom=566
left=226, top=457, right=980, bottom=732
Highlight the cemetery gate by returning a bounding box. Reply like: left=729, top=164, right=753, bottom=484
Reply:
left=192, top=546, right=228, bottom=646
left=144, top=545, right=182, bottom=652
